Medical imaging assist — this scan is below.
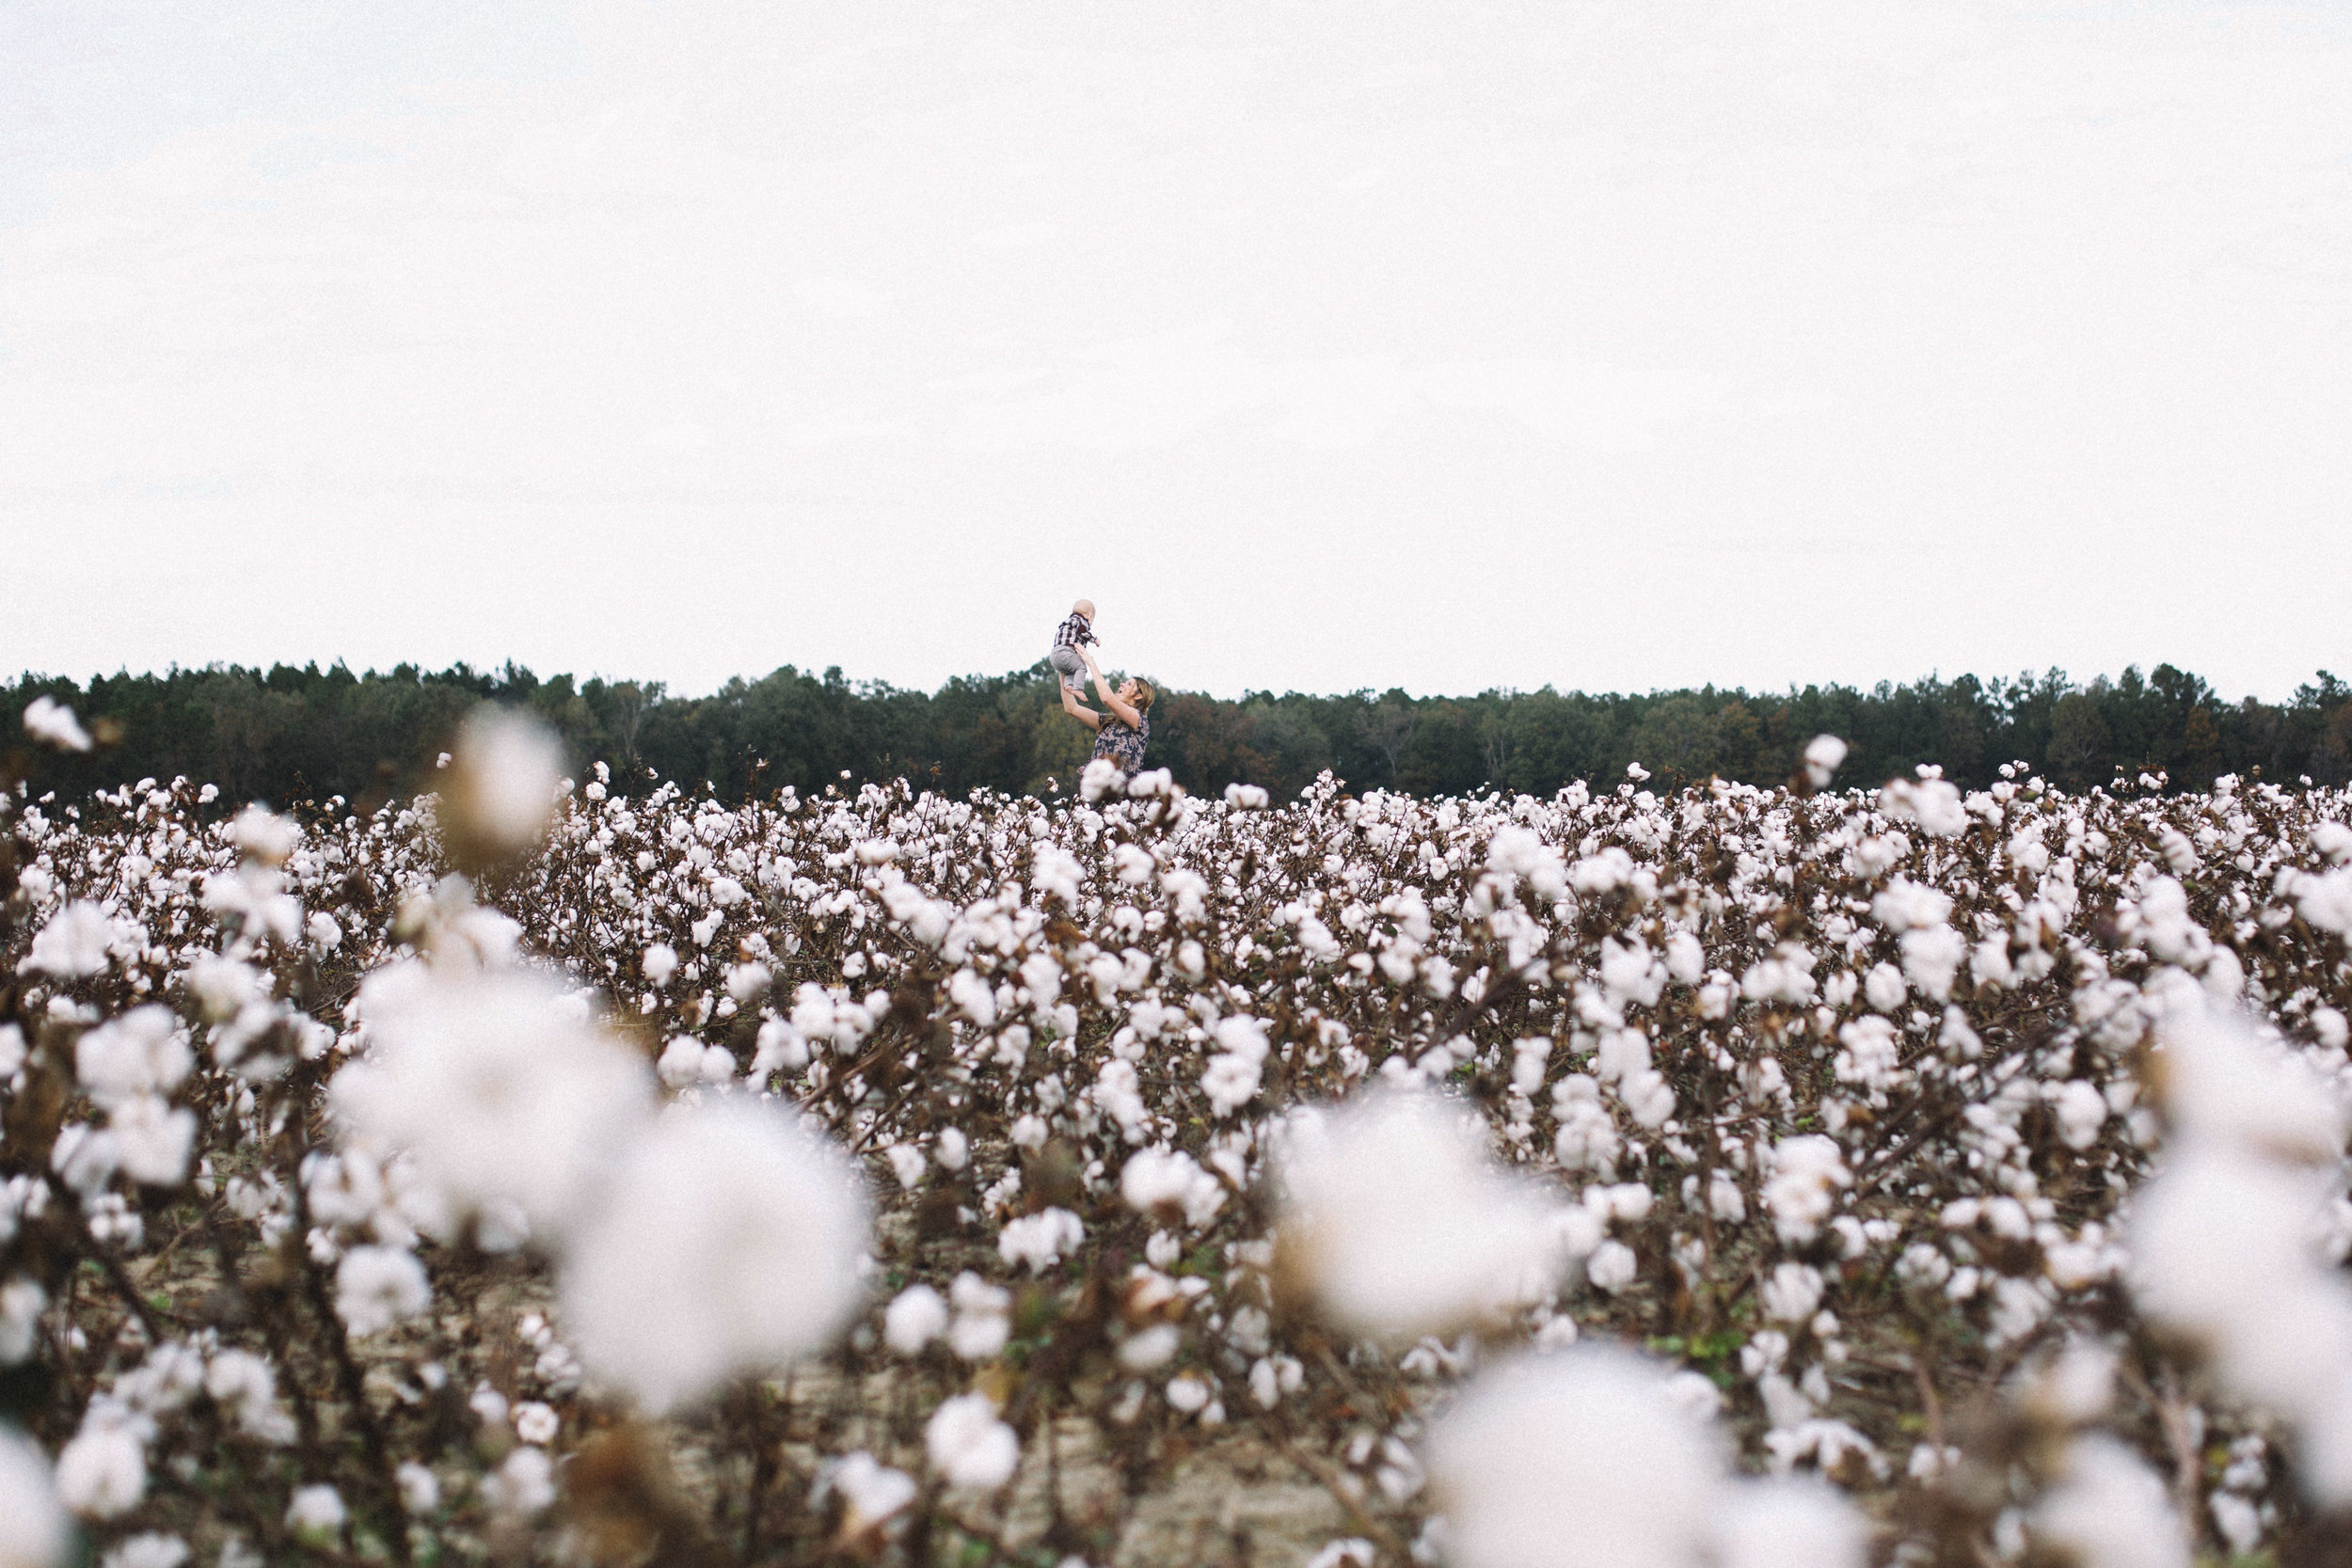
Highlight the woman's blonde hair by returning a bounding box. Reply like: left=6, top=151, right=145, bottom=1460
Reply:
left=1130, top=678, right=1156, bottom=712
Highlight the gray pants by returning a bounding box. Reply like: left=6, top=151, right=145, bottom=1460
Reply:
left=1049, top=644, right=1089, bottom=688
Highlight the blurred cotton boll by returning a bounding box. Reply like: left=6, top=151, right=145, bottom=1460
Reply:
left=0, top=1424, right=69, bottom=1568
left=439, top=706, right=566, bottom=871
left=1425, top=1346, right=1724, bottom=1568
left=330, top=961, right=654, bottom=1242
left=2029, top=1435, right=2191, bottom=1568
left=559, top=1098, right=870, bottom=1414
left=22, top=695, right=93, bottom=752
left=1275, top=1090, right=1573, bottom=1341
left=1711, top=1475, right=1868, bottom=1568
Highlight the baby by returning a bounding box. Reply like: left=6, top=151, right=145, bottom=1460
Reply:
left=1049, top=599, right=1098, bottom=691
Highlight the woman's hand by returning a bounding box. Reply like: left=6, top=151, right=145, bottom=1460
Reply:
left=1059, top=682, right=1102, bottom=729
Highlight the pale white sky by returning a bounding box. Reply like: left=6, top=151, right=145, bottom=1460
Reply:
left=5, top=0, right=2348, bottom=701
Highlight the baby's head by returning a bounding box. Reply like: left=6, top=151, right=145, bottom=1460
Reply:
left=1073, top=598, right=1095, bottom=622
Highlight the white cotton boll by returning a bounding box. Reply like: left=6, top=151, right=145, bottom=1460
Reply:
left=2030, top=1436, right=2189, bottom=1568
left=926, top=1394, right=1020, bottom=1492
left=1009, top=1115, right=1049, bottom=1150
left=22, top=695, right=93, bottom=752
left=1224, top=784, right=1270, bottom=810
left=1971, top=936, right=2015, bottom=990
left=2053, top=1082, right=2109, bottom=1151
left=1585, top=1241, right=1637, bottom=1293
left=334, top=1246, right=430, bottom=1337
left=657, top=1035, right=734, bottom=1089
left=106, top=1096, right=195, bottom=1187
left=1870, top=879, right=1951, bottom=933
left=1899, top=927, right=1966, bottom=1002
left=1862, top=962, right=1905, bottom=1014
left=443, top=707, right=564, bottom=862
left=1119, top=1324, right=1181, bottom=1371
left=642, top=943, right=677, bottom=987
left=936, top=1128, right=969, bottom=1172
left=75, top=1006, right=191, bottom=1108
left=1278, top=1090, right=1574, bottom=1340
left=2024, top=1340, right=2117, bottom=1428
left=1426, top=1346, right=1724, bottom=1568
left=25, top=902, right=116, bottom=977
left=723, top=962, right=771, bottom=1004
left=1881, top=777, right=1966, bottom=836
left=0, top=1024, right=24, bottom=1078
left=559, top=1099, right=870, bottom=1414
left=1801, top=736, right=1848, bottom=789
left=1663, top=931, right=1705, bottom=986
left=330, top=961, right=654, bottom=1237
left=1761, top=1137, right=1851, bottom=1246
left=54, top=1419, right=144, bottom=1518
left=884, top=1285, right=948, bottom=1354
left=885, top=1144, right=927, bottom=1191
left=396, top=1462, right=439, bottom=1515
left=1120, top=1148, right=1226, bottom=1228
left=998, top=1208, right=1084, bottom=1274
left=947, top=969, right=997, bottom=1027
left=512, top=1402, right=559, bottom=1445
left=1760, top=1263, right=1824, bottom=1324
left=826, top=1451, right=918, bottom=1532
left=947, top=1274, right=1012, bottom=1361
left=481, top=1448, right=556, bottom=1518
left=2, top=1279, right=48, bottom=1365
left=98, top=1532, right=188, bottom=1568
left=0, top=1424, right=68, bottom=1568
left=1712, top=1476, right=1866, bottom=1568
left=2155, top=1006, right=2348, bottom=1164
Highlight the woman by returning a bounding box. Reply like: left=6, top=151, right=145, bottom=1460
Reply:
left=1059, top=644, right=1154, bottom=775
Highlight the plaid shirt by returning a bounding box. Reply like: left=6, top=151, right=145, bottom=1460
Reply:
left=1053, top=612, right=1097, bottom=651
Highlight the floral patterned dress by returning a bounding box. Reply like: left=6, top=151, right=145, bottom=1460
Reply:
left=1092, top=710, right=1149, bottom=772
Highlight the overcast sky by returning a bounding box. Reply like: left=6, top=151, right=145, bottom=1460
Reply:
left=5, top=0, right=2347, bottom=702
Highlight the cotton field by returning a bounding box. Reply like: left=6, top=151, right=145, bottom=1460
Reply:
left=5, top=704, right=2352, bottom=1568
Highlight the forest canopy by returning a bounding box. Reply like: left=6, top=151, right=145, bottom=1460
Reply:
left=7, top=659, right=2348, bottom=810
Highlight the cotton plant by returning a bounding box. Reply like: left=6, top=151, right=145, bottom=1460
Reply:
left=6, top=694, right=2352, bottom=1562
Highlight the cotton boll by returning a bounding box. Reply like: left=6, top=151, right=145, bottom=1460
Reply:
left=998, top=1208, right=1083, bottom=1273
left=823, top=1451, right=917, bottom=1534
left=55, top=1419, right=145, bottom=1518
left=1899, top=927, right=1966, bottom=1002
left=396, top=1463, right=439, bottom=1515
left=2153, top=1006, right=2347, bottom=1164
left=2030, top=1436, right=2189, bottom=1568
left=0, top=1425, right=69, bottom=1568
left=1120, top=1148, right=1227, bottom=1228
left=1425, top=1346, right=1724, bottom=1568
left=642, top=943, right=678, bottom=988
left=22, top=695, right=93, bottom=752
left=559, top=1099, right=870, bottom=1413
left=1276, top=1091, right=1574, bottom=1340
left=333, top=1247, right=430, bottom=1337
left=99, top=1533, right=188, bottom=1568
left=440, top=707, right=564, bottom=868
left=947, top=1274, right=1011, bottom=1361
left=926, top=1394, right=1020, bottom=1492
left=1712, top=1475, right=1867, bottom=1568
left=1881, top=778, right=1966, bottom=837
left=1760, top=1137, right=1851, bottom=1246
left=25, top=902, right=116, bottom=977
left=330, top=961, right=654, bottom=1238
left=106, top=1096, right=195, bottom=1187
left=481, top=1448, right=556, bottom=1518
left=1801, top=736, right=1848, bottom=790
left=74, top=1006, right=191, bottom=1108
left=884, top=1285, right=948, bottom=1354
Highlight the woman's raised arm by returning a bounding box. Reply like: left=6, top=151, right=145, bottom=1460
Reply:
left=1083, top=648, right=1141, bottom=728
left=1060, top=680, right=1104, bottom=732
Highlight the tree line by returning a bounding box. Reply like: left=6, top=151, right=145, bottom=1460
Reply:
left=7, top=659, right=2349, bottom=811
